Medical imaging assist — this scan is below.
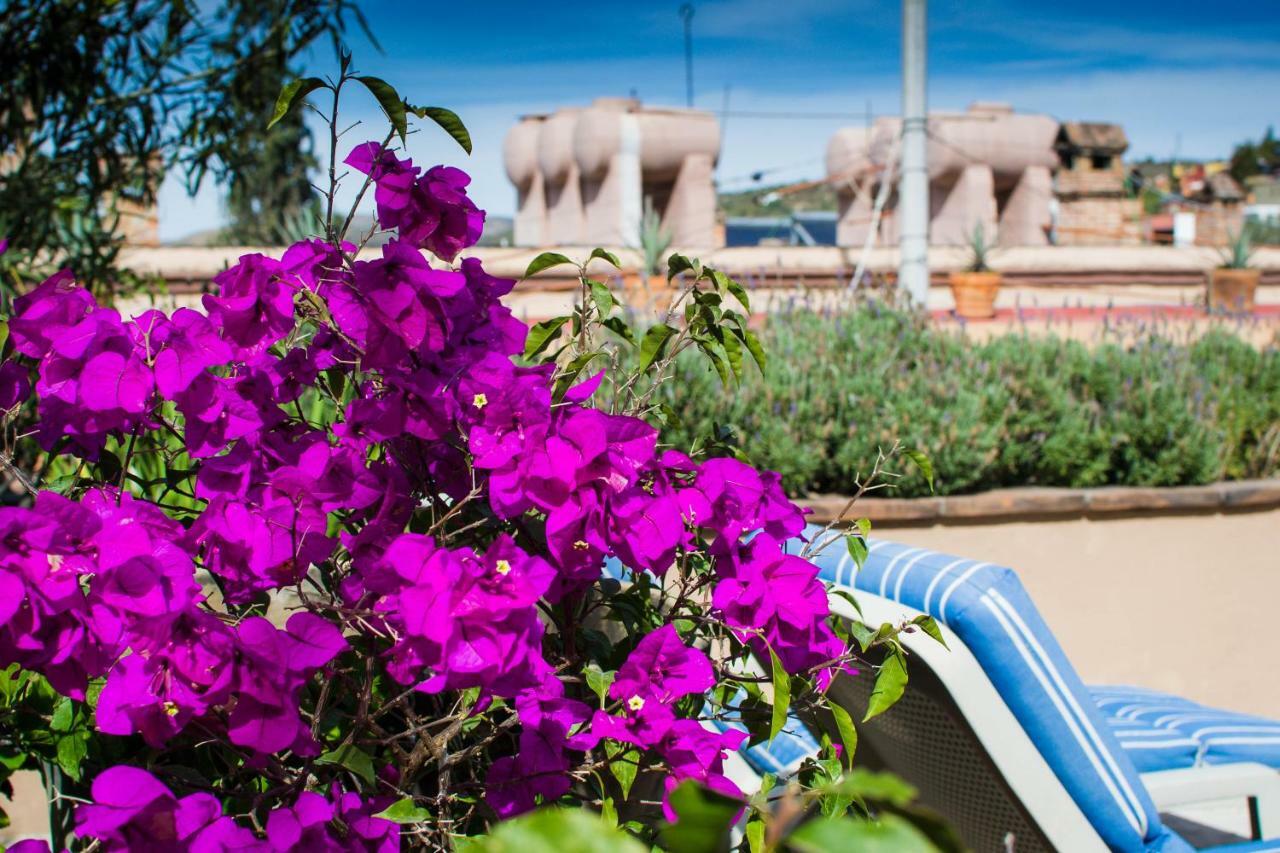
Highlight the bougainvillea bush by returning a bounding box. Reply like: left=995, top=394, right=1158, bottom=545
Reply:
left=0, top=63, right=945, bottom=852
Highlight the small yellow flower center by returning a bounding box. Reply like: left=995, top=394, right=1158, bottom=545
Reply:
left=495, top=559, right=512, bottom=576
left=163, top=701, right=180, bottom=717
left=472, top=393, right=488, bottom=409
left=627, top=695, right=646, bottom=712
left=573, top=540, right=590, bottom=551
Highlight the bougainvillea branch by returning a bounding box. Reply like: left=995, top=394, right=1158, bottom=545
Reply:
left=0, top=59, right=942, bottom=852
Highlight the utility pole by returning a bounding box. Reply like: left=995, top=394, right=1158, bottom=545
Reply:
left=898, top=0, right=930, bottom=306
left=680, top=4, right=695, bottom=108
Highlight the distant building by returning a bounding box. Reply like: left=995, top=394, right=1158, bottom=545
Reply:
left=823, top=106, right=1146, bottom=248
left=1052, top=122, right=1142, bottom=246
left=504, top=98, right=722, bottom=248
left=1246, top=175, right=1280, bottom=226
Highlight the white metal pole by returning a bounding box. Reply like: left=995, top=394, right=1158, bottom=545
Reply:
left=898, top=0, right=930, bottom=306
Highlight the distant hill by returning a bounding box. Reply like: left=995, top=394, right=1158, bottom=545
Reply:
left=718, top=181, right=838, bottom=218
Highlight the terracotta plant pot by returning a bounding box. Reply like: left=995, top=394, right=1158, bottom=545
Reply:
left=1207, top=268, right=1259, bottom=314
left=949, top=271, right=1002, bottom=320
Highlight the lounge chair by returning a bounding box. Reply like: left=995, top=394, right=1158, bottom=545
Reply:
left=717, top=531, right=1280, bottom=852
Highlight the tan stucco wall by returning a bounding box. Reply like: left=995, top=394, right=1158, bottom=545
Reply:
left=880, top=508, right=1280, bottom=717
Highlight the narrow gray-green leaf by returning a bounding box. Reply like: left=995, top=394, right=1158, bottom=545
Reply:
left=523, top=251, right=575, bottom=279
left=356, top=76, right=407, bottom=143
left=768, top=647, right=791, bottom=743
left=268, top=77, right=326, bottom=130
left=406, top=105, right=472, bottom=154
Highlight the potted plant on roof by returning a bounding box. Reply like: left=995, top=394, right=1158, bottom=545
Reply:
left=1208, top=228, right=1259, bottom=314
left=949, top=222, right=1001, bottom=320
left=624, top=196, right=673, bottom=313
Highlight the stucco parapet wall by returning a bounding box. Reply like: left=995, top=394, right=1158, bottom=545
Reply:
left=798, top=478, right=1280, bottom=526
left=119, top=244, right=1280, bottom=289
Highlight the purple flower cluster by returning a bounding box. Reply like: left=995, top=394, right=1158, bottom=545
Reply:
left=60, top=766, right=396, bottom=852
left=0, top=488, right=346, bottom=755
left=345, top=142, right=484, bottom=262
left=0, top=142, right=853, bottom=843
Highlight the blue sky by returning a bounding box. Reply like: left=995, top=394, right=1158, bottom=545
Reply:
left=158, top=0, right=1280, bottom=241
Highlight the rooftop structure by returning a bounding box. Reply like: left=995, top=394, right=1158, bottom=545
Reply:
left=504, top=98, right=721, bottom=248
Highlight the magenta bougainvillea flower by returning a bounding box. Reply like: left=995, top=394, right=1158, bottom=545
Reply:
left=345, top=144, right=484, bottom=262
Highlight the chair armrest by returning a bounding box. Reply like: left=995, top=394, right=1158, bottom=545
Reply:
left=1142, top=763, right=1280, bottom=838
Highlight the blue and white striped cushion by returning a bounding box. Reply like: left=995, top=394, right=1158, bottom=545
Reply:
left=707, top=710, right=822, bottom=778
left=1092, top=686, right=1280, bottom=770
left=793, top=530, right=1185, bottom=853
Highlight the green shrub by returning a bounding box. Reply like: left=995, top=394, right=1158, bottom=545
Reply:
left=660, top=304, right=1280, bottom=498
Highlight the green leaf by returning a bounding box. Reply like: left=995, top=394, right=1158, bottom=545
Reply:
left=787, top=814, right=935, bottom=853
left=355, top=76, right=407, bottom=143
left=268, top=77, right=327, bottom=130
left=523, top=316, right=570, bottom=360
left=742, top=328, right=767, bottom=372
left=856, top=517, right=872, bottom=538
left=637, top=324, right=677, bottom=373
left=600, top=797, right=617, bottom=828
left=317, top=743, right=376, bottom=784
left=523, top=252, right=576, bottom=279
left=584, top=665, right=615, bottom=708
left=698, top=340, right=730, bottom=387
left=746, top=819, right=765, bottom=853
left=767, top=647, right=791, bottom=743
left=406, top=105, right=473, bottom=154
left=0, top=320, right=9, bottom=353
left=864, top=649, right=909, bottom=722
left=902, top=448, right=935, bottom=493
left=845, top=534, right=869, bottom=571
left=609, top=748, right=640, bottom=800
left=721, top=331, right=744, bottom=380
left=458, top=807, right=646, bottom=852
left=588, top=247, right=622, bottom=269
left=666, top=253, right=697, bottom=280
left=601, top=316, right=635, bottom=345
left=659, top=780, right=744, bottom=853
left=50, top=697, right=74, bottom=733
left=373, top=797, right=432, bottom=824
left=831, top=587, right=864, bottom=619
left=911, top=615, right=948, bottom=649
left=712, top=270, right=751, bottom=313
left=55, top=733, right=88, bottom=782
left=828, top=702, right=859, bottom=766
left=833, top=768, right=918, bottom=807
left=588, top=280, right=614, bottom=317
